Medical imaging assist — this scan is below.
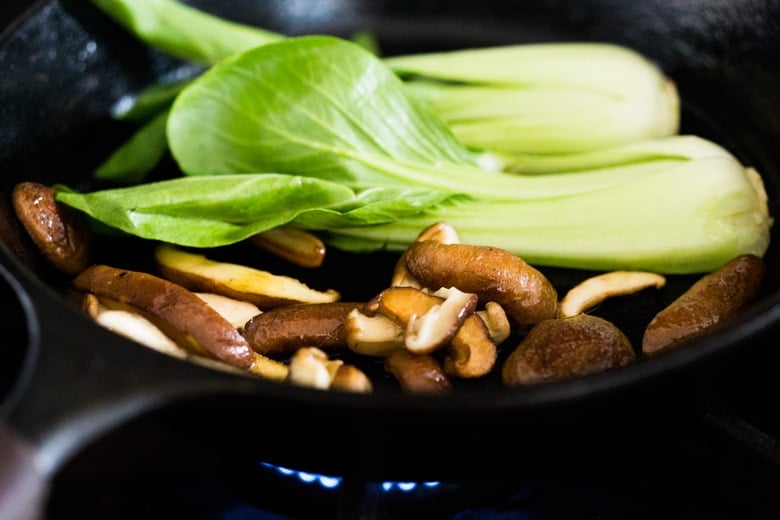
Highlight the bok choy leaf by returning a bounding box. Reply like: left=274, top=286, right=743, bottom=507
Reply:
left=57, top=36, right=771, bottom=274
left=56, top=175, right=455, bottom=246
left=89, top=0, right=681, bottom=181
left=89, top=0, right=283, bottom=65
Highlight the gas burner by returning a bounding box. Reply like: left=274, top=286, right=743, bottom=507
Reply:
left=45, top=397, right=780, bottom=520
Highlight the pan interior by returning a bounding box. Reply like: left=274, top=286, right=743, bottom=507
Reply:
left=0, top=0, right=779, bottom=404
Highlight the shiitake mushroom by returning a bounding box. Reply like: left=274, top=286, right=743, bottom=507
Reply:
left=502, top=314, right=636, bottom=387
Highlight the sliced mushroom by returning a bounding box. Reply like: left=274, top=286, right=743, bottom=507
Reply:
left=249, top=227, right=326, bottom=268
left=391, top=221, right=460, bottom=288
left=194, top=292, right=261, bottom=330
left=82, top=293, right=185, bottom=357
left=11, top=182, right=92, bottom=275
left=87, top=293, right=211, bottom=358
left=405, top=287, right=478, bottom=354
left=72, top=264, right=256, bottom=370
left=415, top=221, right=461, bottom=244
left=286, top=347, right=338, bottom=390
left=344, top=308, right=405, bottom=357
left=242, top=302, right=361, bottom=357
left=330, top=364, right=374, bottom=393
left=371, top=286, right=445, bottom=325
left=642, top=254, right=766, bottom=356
left=444, top=314, right=498, bottom=378
left=384, top=349, right=453, bottom=394
left=476, top=302, right=511, bottom=344
left=502, top=314, right=636, bottom=387
left=155, top=244, right=339, bottom=309
left=559, top=270, right=666, bottom=318
left=404, top=241, right=558, bottom=328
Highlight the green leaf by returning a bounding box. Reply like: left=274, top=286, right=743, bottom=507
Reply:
left=111, top=80, right=191, bottom=122
left=94, top=109, right=170, bottom=184
left=167, top=36, right=482, bottom=186
left=167, top=36, right=679, bottom=202
left=55, top=174, right=452, bottom=247
left=90, top=0, right=283, bottom=65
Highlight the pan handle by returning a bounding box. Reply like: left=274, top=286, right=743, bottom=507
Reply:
left=0, top=425, right=47, bottom=520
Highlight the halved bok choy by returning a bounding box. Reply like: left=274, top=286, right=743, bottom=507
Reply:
left=89, top=0, right=680, bottom=181
left=56, top=36, right=771, bottom=274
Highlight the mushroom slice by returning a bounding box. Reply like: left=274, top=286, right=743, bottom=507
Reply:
left=344, top=308, right=405, bottom=357
left=444, top=314, right=498, bottom=378
left=371, top=286, right=445, bottom=325
left=390, top=221, right=459, bottom=288
left=384, top=349, right=453, bottom=394
left=249, top=227, right=326, bottom=268
left=390, top=259, right=422, bottom=289
left=405, top=287, right=477, bottom=354
left=87, top=299, right=263, bottom=376
left=404, top=241, right=558, bottom=328
left=155, top=244, right=339, bottom=309
left=476, top=302, right=511, bottom=344
left=559, top=271, right=666, bottom=318
left=95, top=311, right=183, bottom=357
left=246, top=352, right=289, bottom=381
left=287, top=347, right=337, bottom=390
left=642, top=254, right=765, bottom=356
left=371, top=286, right=477, bottom=354
left=72, top=264, right=256, bottom=370
left=330, top=364, right=373, bottom=394
left=242, top=302, right=361, bottom=357
left=194, top=292, right=261, bottom=330
left=11, top=181, right=92, bottom=275
left=88, top=293, right=211, bottom=358
left=415, top=221, right=461, bottom=244
left=82, top=293, right=185, bottom=358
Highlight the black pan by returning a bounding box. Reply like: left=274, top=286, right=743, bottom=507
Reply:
left=2, top=0, right=780, bottom=517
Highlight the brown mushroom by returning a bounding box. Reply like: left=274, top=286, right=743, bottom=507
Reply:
left=72, top=265, right=257, bottom=370
left=390, top=221, right=460, bottom=288
left=11, top=182, right=92, bottom=275
left=642, top=254, right=766, bottom=356
left=155, top=244, right=339, bottom=309
left=81, top=293, right=185, bottom=358
left=286, top=347, right=342, bottom=389
left=384, top=349, right=453, bottom=394
left=249, top=227, right=327, bottom=268
left=476, top=301, right=511, bottom=344
left=444, top=314, right=497, bottom=378
left=343, top=308, right=405, bottom=357
left=370, top=286, right=478, bottom=354
left=404, top=241, right=558, bottom=328
left=242, top=302, right=361, bottom=357
left=193, top=292, right=261, bottom=330
left=405, top=287, right=478, bottom=354
left=82, top=292, right=279, bottom=378
left=502, top=314, right=635, bottom=387
left=330, top=364, right=374, bottom=394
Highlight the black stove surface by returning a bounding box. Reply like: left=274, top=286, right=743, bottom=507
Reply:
left=45, top=338, right=780, bottom=520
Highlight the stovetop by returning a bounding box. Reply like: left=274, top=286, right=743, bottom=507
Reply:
left=44, top=337, right=780, bottom=520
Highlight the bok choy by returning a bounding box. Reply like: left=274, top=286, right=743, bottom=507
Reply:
left=89, top=0, right=680, bottom=181
left=57, top=36, right=771, bottom=274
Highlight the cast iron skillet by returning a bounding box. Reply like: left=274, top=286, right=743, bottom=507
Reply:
left=2, top=0, right=780, bottom=517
